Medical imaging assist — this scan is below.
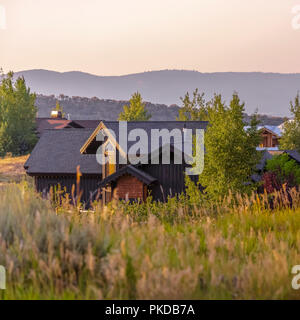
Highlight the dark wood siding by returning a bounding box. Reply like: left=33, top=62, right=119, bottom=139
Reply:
left=142, top=162, right=199, bottom=201
left=34, top=174, right=101, bottom=207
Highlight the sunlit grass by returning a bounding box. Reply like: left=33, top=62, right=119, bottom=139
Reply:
left=0, top=181, right=300, bottom=300
left=0, top=155, right=28, bottom=185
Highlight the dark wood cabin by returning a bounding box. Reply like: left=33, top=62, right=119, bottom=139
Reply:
left=26, top=121, right=208, bottom=205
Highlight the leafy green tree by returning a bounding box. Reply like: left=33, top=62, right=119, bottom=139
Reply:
left=118, top=92, right=151, bottom=121
left=177, top=89, right=210, bottom=121
left=279, top=94, right=300, bottom=151
left=198, top=93, right=261, bottom=200
left=0, top=72, right=37, bottom=156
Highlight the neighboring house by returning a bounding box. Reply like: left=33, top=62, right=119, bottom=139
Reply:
left=258, top=126, right=281, bottom=149
left=244, top=125, right=283, bottom=150
left=25, top=121, right=207, bottom=206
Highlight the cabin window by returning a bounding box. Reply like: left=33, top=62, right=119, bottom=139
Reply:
left=105, top=153, right=116, bottom=176
left=108, top=153, right=116, bottom=175
left=104, top=142, right=116, bottom=176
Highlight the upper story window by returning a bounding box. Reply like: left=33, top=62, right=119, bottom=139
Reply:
left=104, top=142, right=116, bottom=176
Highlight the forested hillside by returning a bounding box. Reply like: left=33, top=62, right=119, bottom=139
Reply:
left=36, top=94, right=286, bottom=125
left=36, top=94, right=180, bottom=121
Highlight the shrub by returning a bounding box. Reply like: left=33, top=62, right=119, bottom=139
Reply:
left=263, top=153, right=300, bottom=192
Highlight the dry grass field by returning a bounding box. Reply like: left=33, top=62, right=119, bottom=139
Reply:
left=0, top=155, right=29, bottom=186
left=0, top=181, right=300, bottom=300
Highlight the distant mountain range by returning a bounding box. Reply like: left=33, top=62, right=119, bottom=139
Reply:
left=14, top=69, right=300, bottom=117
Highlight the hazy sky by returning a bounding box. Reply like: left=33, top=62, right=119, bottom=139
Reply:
left=0, top=0, right=300, bottom=75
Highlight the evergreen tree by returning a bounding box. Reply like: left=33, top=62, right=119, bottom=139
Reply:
left=279, top=94, right=300, bottom=151
left=198, top=93, right=261, bottom=200
left=177, top=89, right=210, bottom=121
left=118, top=92, right=151, bottom=121
left=0, top=72, right=37, bottom=156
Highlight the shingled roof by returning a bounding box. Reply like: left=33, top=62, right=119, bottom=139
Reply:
left=36, top=118, right=73, bottom=136
left=25, top=128, right=102, bottom=175
left=69, top=120, right=102, bottom=129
